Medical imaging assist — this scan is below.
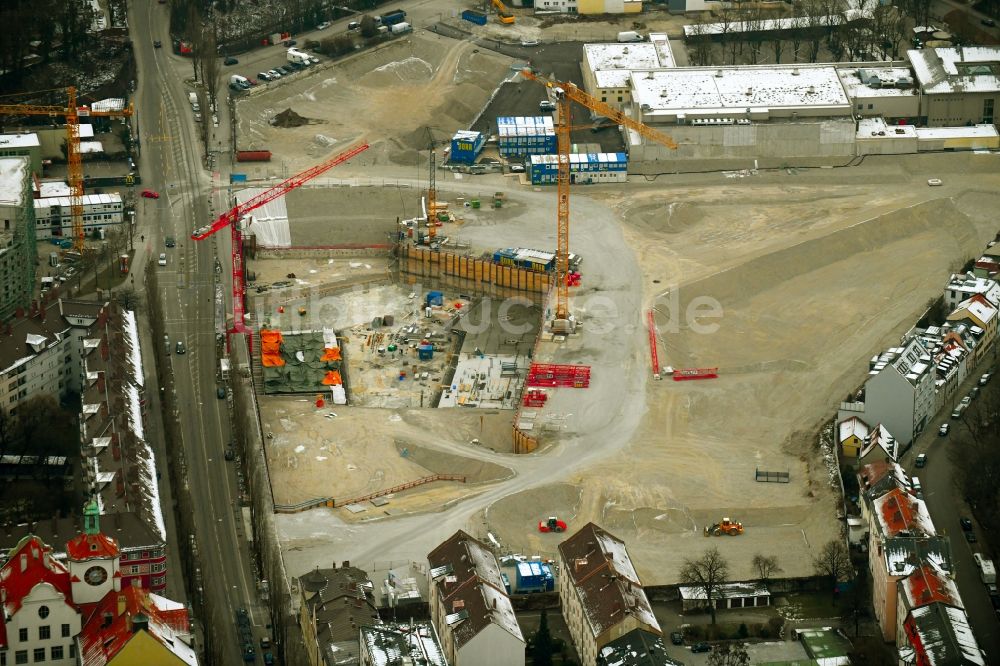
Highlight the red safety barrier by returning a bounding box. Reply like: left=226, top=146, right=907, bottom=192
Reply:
left=647, top=310, right=660, bottom=378
left=673, top=367, right=718, bottom=381
left=527, top=363, right=591, bottom=388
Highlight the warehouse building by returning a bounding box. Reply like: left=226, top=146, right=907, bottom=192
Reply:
left=528, top=153, right=628, bottom=184
left=909, top=46, right=1000, bottom=126
left=838, top=66, right=919, bottom=122
left=0, top=157, right=37, bottom=320
left=581, top=34, right=675, bottom=109
left=0, top=134, right=42, bottom=175
left=497, top=116, right=556, bottom=158
left=627, top=64, right=857, bottom=164
left=33, top=192, right=124, bottom=239
left=532, top=0, right=641, bottom=15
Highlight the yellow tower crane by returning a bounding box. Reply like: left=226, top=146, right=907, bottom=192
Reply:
left=521, top=70, right=678, bottom=327
left=0, top=87, right=134, bottom=253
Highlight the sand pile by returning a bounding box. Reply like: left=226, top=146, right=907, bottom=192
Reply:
left=272, top=108, right=311, bottom=128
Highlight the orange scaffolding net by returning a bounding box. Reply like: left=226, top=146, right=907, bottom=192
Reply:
left=321, top=347, right=342, bottom=362
left=322, top=370, right=343, bottom=386
left=260, top=329, right=286, bottom=367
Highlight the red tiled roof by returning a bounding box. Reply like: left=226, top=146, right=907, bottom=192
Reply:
left=66, top=532, right=119, bottom=562
left=904, top=565, right=960, bottom=609
left=876, top=487, right=931, bottom=537
left=0, top=535, right=73, bottom=648
left=78, top=585, right=193, bottom=666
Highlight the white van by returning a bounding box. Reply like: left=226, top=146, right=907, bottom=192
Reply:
left=911, top=476, right=922, bottom=497
left=229, top=74, right=251, bottom=89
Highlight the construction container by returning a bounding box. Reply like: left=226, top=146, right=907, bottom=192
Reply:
left=501, top=572, right=512, bottom=595
left=470, top=199, right=481, bottom=209
left=515, top=561, right=554, bottom=593
left=418, top=344, right=434, bottom=360
left=528, top=152, right=628, bottom=185
left=236, top=150, right=272, bottom=162
left=426, top=291, right=444, bottom=307
left=450, top=130, right=486, bottom=164
left=497, top=116, right=556, bottom=157
left=461, top=8, right=488, bottom=25
left=383, top=314, right=395, bottom=326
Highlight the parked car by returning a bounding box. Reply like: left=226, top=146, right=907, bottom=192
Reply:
left=165, top=236, right=176, bottom=248
left=915, top=453, right=927, bottom=468
left=224, top=56, right=239, bottom=65
left=217, top=386, right=226, bottom=399
left=246, top=77, right=258, bottom=85
left=260, top=637, right=272, bottom=650
left=510, top=164, right=525, bottom=173
left=980, top=373, right=992, bottom=386
left=158, top=253, right=167, bottom=266
left=224, top=448, right=236, bottom=461
left=960, top=517, right=973, bottom=531
left=283, top=39, right=297, bottom=47
left=175, top=341, right=186, bottom=354
left=982, top=18, right=997, bottom=26
left=691, top=642, right=711, bottom=653
left=971, top=387, right=981, bottom=399
left=670, top=632, right=684, bottom=645
left=317, top=21, right=331, bottom=30
left=141, top=189, right=159, bottom=199
left=521, top=39, right=539, bottom=46
left=348, top=21, right=361, bottom=30
left=268, top=68, right=282, bottom=78
left=277, top=65, right=292, bottom=75
left=153, top=40, right=162, bottom=48
left=938, top=423, right=950, bottom=436
left=257, top=71, right=272, bottom=81
left=539, top=100, right=557, bottom=112
left=966, top=531, right=978, bottom=543
left=927, top=178, right=943, bottom=186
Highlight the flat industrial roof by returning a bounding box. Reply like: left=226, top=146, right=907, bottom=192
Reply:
left=916, top=124, right=999, bottom=139
left=837, top=66, right=917, bottom=97
left=0, top=133, right=40, bottom=149
left=908, top=47, right=1000, bottom=94
left=34, top=193, right=123, bottom=207
left=586, top=33, right=675, bottom=90
left=857, top=117, right=917, bottom=139
left=0, top=157, right=28, bottom=206
left=631, top=65, right=850, bottom=114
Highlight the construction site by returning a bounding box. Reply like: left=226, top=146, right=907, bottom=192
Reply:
left=214, top=28, right=1000, bottom=587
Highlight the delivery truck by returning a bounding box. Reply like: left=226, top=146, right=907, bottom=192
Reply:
left=974, top=553, right=996, bottom=584
left=391, top=22, right=412, bottom=34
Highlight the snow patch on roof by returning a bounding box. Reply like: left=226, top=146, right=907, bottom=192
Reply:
left=0, top=157, right=28, bottom=206
left=122, top=310, right=143, bottom=389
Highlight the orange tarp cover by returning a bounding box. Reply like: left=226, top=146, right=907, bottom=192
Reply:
left=322, top=370, right=343, bottom=386
left=260, top=329, right=286, bottom=367
left=321, top=347, right=341, bottom=362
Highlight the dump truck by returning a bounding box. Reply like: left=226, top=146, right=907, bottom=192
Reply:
left=380, top=9, right=407, bottom=26
left=705, top=517, right=744, bottom=536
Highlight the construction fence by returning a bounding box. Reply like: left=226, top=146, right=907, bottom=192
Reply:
left=398, top=245, right=553, bottom=304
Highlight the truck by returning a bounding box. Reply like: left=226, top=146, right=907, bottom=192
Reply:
left=391, top=22, right=412, bottom=34
left=379, top=8, right=407, bottom=26
left=287, top=48, right=311, bottom=65
left=462, top=8, right=487, bottom=25
left=187, top=92, right=199, bottom=110
left=617, top=30, right=643, bottom=42
left=975, top=553, right=996, bottom=584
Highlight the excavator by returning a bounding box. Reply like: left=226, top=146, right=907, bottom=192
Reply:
left=492, top=0, right=515, bottom=24
left=704, top=517, right=744, bottom=537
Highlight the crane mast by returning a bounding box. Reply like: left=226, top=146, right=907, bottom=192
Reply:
left=520, top=69, right=678, bottom=326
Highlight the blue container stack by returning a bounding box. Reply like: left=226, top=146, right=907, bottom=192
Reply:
left=515, top=561, right=555, bottom=593
left=528, top=152, right=628, bottom=185
left=497, top=116, right=557, bottom=158
left=450, top=130, right=486, bottom=165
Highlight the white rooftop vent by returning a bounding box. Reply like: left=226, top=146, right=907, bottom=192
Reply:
left=792, top=68, right=800, bottom=76
left=660, top=91, right=668, bottom=97
left=715, top=69, right=723, bottom=77
left=745, top=87, right=752, bottom=96
left=807, top=85, right=816, bottom=94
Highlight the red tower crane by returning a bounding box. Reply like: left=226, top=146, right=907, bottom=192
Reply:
left=191, top=143, right=370, bottom=352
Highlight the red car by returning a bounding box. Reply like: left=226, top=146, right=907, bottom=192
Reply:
left=141, top=189, right=159, bottom=199
left=538, top=517, right=567, bottom=533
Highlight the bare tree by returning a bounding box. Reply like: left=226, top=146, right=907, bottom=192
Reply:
left=801, top=0, right=828, bottom=63
left=689, top=18, right=715, bottom=66
left=708, top=643, right=751, bottom=666
left=714, top=5, right=741, bottom=66
left=679, top=547, right=729, bottom=625
left=742, top=5, right=768, bottom=65
left=813, top=540, right=852, bottom=603
left=752, top=554, right=782, bottom=583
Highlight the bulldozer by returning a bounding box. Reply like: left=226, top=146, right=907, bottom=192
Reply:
left=704, top=517, right=743, bottom=537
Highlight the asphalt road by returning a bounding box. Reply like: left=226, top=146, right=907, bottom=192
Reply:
left=901, top=365, right=1000, bottom=660
left=130, top=0, right=267, bottom=662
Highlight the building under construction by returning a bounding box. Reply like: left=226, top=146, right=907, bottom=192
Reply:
left=0, top=157, right=37, bottom=320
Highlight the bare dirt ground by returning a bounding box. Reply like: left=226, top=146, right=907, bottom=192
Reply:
left=261, top=400, right=515, bottom=510
left=235, top=32, right=516, bottom=174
